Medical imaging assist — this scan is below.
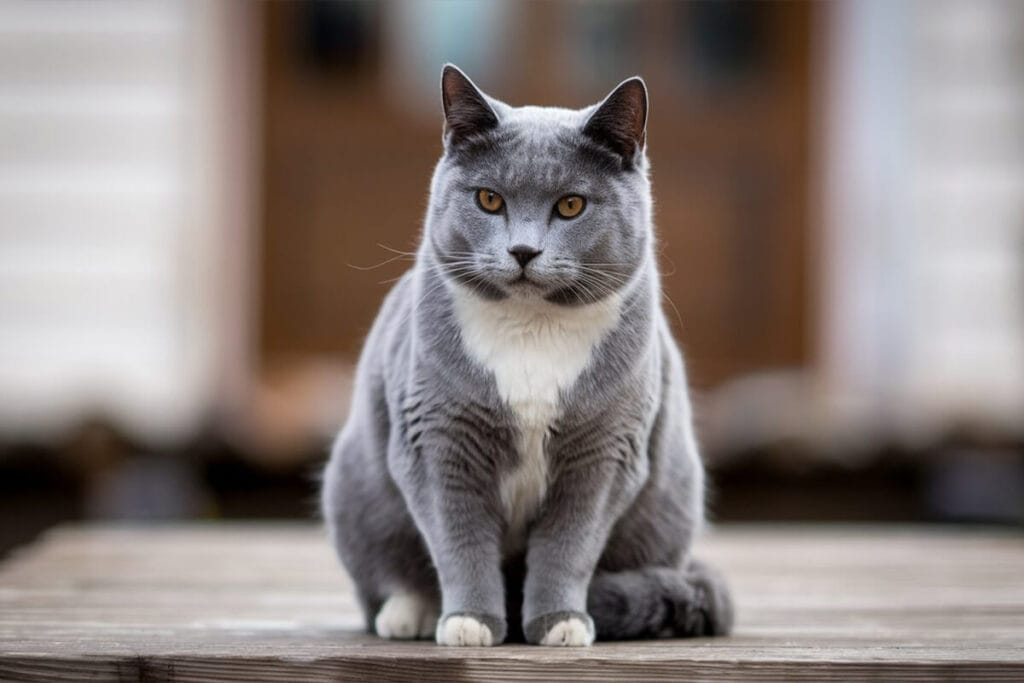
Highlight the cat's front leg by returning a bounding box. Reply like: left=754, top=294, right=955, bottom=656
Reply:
left=521, top=452, right=646, bottom=646
left=390, top=430, right=508, bottom=646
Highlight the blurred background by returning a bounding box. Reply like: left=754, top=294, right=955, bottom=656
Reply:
left=1, top=0, right=1023, bottom=557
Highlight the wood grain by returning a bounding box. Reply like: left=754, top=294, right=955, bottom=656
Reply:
left=1, top=524, right=1022, bottom=681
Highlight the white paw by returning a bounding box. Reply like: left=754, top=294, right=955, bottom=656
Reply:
left=539, top=616, right=594, bottom=647
left=435, top=614, right=494, bottom=646
left=374, top=592, right=438, bottom=640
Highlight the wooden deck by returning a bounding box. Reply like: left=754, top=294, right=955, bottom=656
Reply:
left=0, top=524, right=1022, bottom=681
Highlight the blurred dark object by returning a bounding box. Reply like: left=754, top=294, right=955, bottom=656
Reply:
left=687, top=1, right=768, bottom=88
left=84, top=455, right=212, bottom=520
left=0, top=445, right=80, bottom=561
left=926, top=450, right=1024, bottom=523
left=298, top=0, right=379, bottom=74
left=710, top=449, right=926, bottom=523
left=0, top=418, right=319, bottom=559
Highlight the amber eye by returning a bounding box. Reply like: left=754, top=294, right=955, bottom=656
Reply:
left=476, top=189, right=504, bottom=214
left=555, top=195, right=586, bottom=219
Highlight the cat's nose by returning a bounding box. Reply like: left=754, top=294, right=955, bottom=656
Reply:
left=508, top=245, right=542, bottom=268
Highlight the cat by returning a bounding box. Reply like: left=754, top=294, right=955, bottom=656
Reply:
left=321, top=64, right=733, bottom=647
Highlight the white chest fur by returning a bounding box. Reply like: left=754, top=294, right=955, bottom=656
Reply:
left=451, top=288, right=623, bottom=551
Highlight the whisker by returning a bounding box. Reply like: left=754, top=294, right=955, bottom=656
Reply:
left=662, top=289, right=686, bottom=331
left=575, top=271, right=624, bottom=299
left=376, top=243, right=417, bottom=257
left=346, top=253, right=413, bottom=271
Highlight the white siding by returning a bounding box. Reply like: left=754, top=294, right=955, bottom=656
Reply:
left=0, top=1, right=255, bottom=440
left=821, top=0, right=1024, bottom=436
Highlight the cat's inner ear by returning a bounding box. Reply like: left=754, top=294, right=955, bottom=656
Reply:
left=441, top=64, right=499, bottom=147
left=582, top=77, right=648, bottom=164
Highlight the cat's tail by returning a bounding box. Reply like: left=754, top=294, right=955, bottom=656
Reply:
left=586, top=558, right=734, bottom=640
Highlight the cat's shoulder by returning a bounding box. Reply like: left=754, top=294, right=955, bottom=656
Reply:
left=373, top=269, right=416, bottom=327
left=361, top=269, right=416, bottom=363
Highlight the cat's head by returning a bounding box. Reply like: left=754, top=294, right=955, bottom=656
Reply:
left=426, top=64, right=652, bottom=306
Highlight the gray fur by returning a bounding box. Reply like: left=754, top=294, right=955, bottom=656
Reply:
left=321, top=65, right=733, bottom=645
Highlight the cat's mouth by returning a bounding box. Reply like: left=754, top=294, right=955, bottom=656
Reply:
left=508, top=272, right=545, bottom=289
left=502, top=271, right=552, bottom=298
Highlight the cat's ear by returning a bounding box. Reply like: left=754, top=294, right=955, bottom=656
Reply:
left=441, top=64, right=499, bottom=147
left=582, top=77, right=648, bottom=165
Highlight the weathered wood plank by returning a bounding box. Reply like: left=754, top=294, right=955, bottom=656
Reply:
left=1, top=524, right=1022, bottom=681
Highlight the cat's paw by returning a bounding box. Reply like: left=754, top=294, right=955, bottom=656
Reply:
left=541, top=616, right=594, bottom=646
left=524, top=611, right=595, bottom=647
left=435, top=613, right=504, bottom=646
left=374, top=592, right=438, bottom=640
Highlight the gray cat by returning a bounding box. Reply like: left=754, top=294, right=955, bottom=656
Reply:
left=321, top=65, right=733, bottom=647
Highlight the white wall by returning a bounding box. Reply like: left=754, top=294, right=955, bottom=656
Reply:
left=820, top=0, right=1024, bottom=439
left=0, top=0, right=257, bottom=442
